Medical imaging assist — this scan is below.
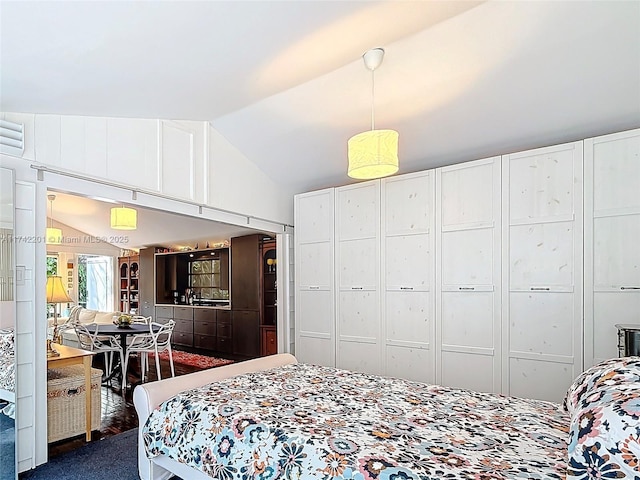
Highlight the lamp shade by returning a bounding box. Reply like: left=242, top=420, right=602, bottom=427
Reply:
left=347, top=129, right=399, bottom=180
left=110, top=207, right=137, bottom=230
left=46, top=227, right=63, bottom=245
left=46, top=276, right=72, bottom=304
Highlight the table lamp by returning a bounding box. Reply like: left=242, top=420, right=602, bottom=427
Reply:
left=46, top=275, right=72, bottom=357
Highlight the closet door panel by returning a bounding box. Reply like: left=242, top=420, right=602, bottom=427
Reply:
left=436, top=157, right=501, bottom=393
left=336, top=183, right=378, bottom=239
left=338, top=291, right=379, bottom=340
left=339, top=342, right=382, bottom=375
left=295, top=337, right=334, bottom=366
left=441, top=352, right=495, bottom=393
left=509, top=292, right=574, bottom=357
left=584, top=129, right=640, bottom=368
left=384, top=175, right=431, bottom=234
left=382, top=171, right=434, bottom=381
left=592, top=136, right=640, bottom=213
left=385, top=235, right=431, bottom=290
left=297, top=291, right=333, bottom=337
left=294, top=188, right=335, bottom=367
left=386, top=346, right=433, bottom=384
left=441, top=162, right=494, bottom=227
left=509, top=358, right=575, bottom=401
left=385, top=291, right=430, bottom=346
left=503, top=141, right=582, bottom=402
left=593, top=215, right=640, bottom=287
left=336, top=181, right=380, bottom=373
left=441, top=292, right=494, bottom=349
left=296, top=192, right=335, bottom=243
left=509, top=222, right=575, bottom=288
left=441, top=229, right=493, bottom=286
left=509, top=149, right=575, bottom=221
left=297, top=243, right=332, bottom=288
left=338, top=239, right=377, bottom=288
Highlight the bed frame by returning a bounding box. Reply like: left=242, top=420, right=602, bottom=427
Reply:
left=133, top=353, right=298, bottom=480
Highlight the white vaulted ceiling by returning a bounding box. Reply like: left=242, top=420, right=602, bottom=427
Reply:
left=1, top=0, right=639, bottom=194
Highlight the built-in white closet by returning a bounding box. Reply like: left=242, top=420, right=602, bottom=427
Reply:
left=584, top=129, right=640, bottom=368
left=293, top=128, right=638, bottom=403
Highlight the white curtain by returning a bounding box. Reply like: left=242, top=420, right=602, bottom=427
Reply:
left=85, top=256, right=113, bottom=311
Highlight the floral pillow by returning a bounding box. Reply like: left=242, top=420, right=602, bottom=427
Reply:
left=566, top=358, right=640, bottom=480
left=563, top=357, right=640, bottom=415
left=0, top=327, right=15, bottom=357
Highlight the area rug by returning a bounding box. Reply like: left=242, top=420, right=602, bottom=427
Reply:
left=21, top=429, right=141, bottom=480
left=0, top=408, right=15, bottom=480
left=150, top=350, right=233, bottom=369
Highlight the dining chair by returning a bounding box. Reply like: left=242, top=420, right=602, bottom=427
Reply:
left=121, top=320, right=175, bottom=391
left=73, top=322, right=124, bottom=380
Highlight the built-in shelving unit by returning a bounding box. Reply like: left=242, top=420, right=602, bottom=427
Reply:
left=118, top=254, right=139, bottom=313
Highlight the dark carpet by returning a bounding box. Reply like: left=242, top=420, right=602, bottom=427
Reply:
left=21, top=429, right=146, bottom=480
left=0, top=409, right=15, bottom=480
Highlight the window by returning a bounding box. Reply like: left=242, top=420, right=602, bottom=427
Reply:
left=78, top=255, right=113, bottom=311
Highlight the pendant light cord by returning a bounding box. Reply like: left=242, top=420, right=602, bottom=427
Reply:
left=370, top=68, right=376, bottom=131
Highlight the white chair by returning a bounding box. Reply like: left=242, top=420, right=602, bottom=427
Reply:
left=121, top=320, right=175, bottom=391
left=74, top=322, right=124, bottom=380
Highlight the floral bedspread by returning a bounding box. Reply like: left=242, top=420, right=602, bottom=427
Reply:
left=142, top=363, right=569, bottom=479
left=0, top=327, right=15, bottom=394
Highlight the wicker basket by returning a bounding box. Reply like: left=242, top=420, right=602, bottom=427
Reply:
left=47, top=365, right=102, bottom=443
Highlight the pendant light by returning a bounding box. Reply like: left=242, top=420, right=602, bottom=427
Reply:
left=46, top=194, right=62, bottom=245
left=347, top=48, right=399, bottom=180
left=110, top=205, right=137, bottom=230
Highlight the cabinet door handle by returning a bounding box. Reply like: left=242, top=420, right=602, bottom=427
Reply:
left=531, top=287, right=550, bottom=291
left=351, top=287, right=363, bottom=290
left=621, top=286, right=640, bottom=290
left=309, top=286, right=320, bottom=290
left=459, top=287, right=475, bottom=291
left=400, top=287, right=414, bottom=291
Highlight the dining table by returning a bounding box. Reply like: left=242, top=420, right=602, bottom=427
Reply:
left=94, top=323, right=158, bottom=389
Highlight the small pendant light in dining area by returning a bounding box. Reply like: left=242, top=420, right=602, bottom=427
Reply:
left=46, top=194, right=63, bottom=245
left=110, top=205, right=137, bottom=230
left=347, top=47, right=399, bottom=180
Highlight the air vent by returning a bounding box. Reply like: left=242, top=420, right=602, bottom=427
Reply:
left=0, top=119, right=24, bottom=155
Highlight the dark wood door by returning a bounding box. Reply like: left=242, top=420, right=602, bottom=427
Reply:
left=231, top=234, right=261, bottom=311
left=232, top=310, right=260, bottom=358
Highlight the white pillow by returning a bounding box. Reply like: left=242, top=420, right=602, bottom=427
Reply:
left=77, top=309, right=97, bottom=324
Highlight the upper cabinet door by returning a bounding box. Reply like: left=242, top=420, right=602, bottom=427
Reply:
left=159, top=120, right=206, bottom=203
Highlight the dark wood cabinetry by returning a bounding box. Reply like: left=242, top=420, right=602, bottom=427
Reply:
left=118, top=255, right=139, bottom=313
left=172, top=307, right=194, bottom=348
left=150, top=234, right=276, bottom=360
left=260, top=238, right=277, bottom=355
left=232, top=310, right=260, bottom=357
left=139, top=247, right=155, bottom=318
left=231, top=234, right=261, bottom=310
left=261, top=326, right=277, bottom=356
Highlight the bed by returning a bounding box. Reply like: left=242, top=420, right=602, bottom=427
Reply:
left=133, top=353, right=640, bottom=480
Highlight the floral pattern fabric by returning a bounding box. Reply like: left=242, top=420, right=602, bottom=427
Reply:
left=565, top=357, right=640, bottom=480
left=143, top=363, right=569, bottom=479
left=0, top=327, right=15, bottom=393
